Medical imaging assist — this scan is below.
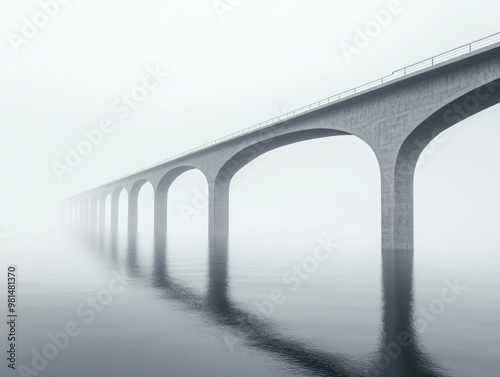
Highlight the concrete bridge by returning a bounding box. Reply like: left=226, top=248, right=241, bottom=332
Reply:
left=60, top=33, right=500, bottom=252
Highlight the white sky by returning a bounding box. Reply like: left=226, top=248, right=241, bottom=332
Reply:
left=1, top=0, right=499, bottom=249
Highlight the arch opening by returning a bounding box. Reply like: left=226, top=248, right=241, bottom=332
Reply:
left=154, top=166, right=199, bottom=241
left=167, top=169, right=209, bottom=236
left=227, top=134, right=382, bottom=359
left=216, top=128, right=349, bottom=183
left=166, top=169, right=209, bottom=293
left=137, top=181, right=154, bottom=239
left=396, top=78, right=500, bottom=179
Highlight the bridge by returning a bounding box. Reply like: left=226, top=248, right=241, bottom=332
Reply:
left=60, top=32, right=500, bottom=252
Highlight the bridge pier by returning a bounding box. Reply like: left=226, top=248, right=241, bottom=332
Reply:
left=128, top=193, right=139, bottom=241
left=90, top=197, right=98, bottom=237
left=153, top=172, right=188, bottom=241
left=207, top=177, right=230, bottom=309
left=98, top=197, right=106, bottom=236
left=379, top=148, right=416, bottom=252
left=110, top=194, right=119, bottom=240
left=207, top=236, right=229, bottom=311
left=154, top=187, right=168, bottom=241
left=208, top=177, right=230, bottom=243
left=380, top=164, right=414, bottom=251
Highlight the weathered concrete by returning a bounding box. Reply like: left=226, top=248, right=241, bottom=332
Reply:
left=63, top=41, right=500, bottom=252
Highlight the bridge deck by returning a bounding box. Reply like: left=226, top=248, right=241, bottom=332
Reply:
left=68, top=32, right=500, bottom=197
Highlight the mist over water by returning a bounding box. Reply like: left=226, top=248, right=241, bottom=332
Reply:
left=2, top=2, right=500, bottom=376
left=2, top=124, right=499, bottom=377
left=3, top=228, right=499, bottom=377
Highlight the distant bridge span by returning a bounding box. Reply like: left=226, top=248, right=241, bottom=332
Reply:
left=61, top=33, right=500, bottom=252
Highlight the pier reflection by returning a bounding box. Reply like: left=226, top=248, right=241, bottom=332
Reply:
left=92, top=232, right=449, bottom=377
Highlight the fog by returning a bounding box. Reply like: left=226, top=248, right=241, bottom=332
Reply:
left=1, top=0, right=499, bottom=253
left=1, top=3, right=500, bottom=376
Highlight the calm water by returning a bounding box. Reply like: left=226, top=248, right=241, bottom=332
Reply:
left=1, top=226, right=499, bottom=377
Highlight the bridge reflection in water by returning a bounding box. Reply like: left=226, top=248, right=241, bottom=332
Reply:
left=86, top=231, right=451, bottom=377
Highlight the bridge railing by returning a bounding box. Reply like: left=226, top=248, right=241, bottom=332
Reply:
left=99, top=32, right=500, bottom=187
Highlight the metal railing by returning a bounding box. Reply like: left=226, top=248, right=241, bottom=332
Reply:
left=91, top=32, right=500, bottom=190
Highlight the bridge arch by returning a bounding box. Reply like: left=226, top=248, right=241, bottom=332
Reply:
left=214, top=128, right=351, bottom=184
left=127, top=179, right=154, bottom=240
left=130, top=179, right=150, bottom=198
left=388, top=77, right=500, bottom=251
left=109, top=187, right=127, bottom=237
left=154, top=166, right=208, bottom=240
left=208, top=128, right=379, bottom=242
left=63, top=42, right=500, bottom=254
left=398, top=77, right=500, bottom=170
